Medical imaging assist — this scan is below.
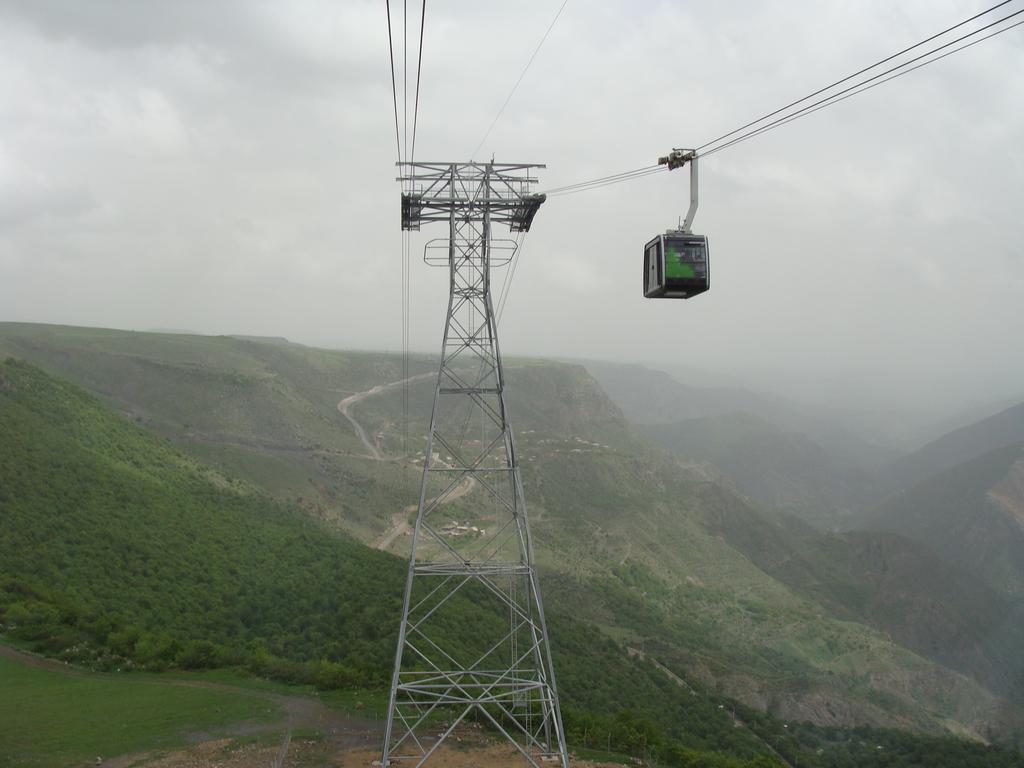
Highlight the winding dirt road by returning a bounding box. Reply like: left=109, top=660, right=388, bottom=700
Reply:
left=336, top=373, right=434, bottom=460
left=338, top=373, right=478, bottom=551
left=372, top=470, right=477, bottom=552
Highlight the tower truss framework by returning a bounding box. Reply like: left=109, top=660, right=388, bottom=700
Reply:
left=382, top=162, right=568, bottom=768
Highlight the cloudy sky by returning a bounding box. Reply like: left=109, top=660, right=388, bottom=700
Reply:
left=1, top=0, right=1021, bottom=417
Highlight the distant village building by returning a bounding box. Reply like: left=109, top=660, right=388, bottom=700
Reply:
left=439, top=520, right=485, bottom=537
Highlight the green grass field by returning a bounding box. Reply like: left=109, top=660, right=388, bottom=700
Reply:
left=0, top=654, right=279, bottom=767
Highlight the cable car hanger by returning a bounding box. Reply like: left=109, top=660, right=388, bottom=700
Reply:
left=658, top=148, right=699, bottom=233
left=644, top=148, right=710, bottom=300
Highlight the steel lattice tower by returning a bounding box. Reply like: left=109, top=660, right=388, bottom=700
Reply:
left=382, top=162, right=568, bottom=768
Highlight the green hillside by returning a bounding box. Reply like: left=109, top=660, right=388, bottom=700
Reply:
left=584, top=361, right=894, bottom=529
left=864, top=442, right=1024, bottom=596
left=3, top=359, right=1023, bottom=766
left=0, top=356, right=405, bottom=680
left=639, top=411, right=867, bottom=528
left=0, top=322, right=432, bottom=542
left=633, top=418, right=1024, bottom=705
left=2, top=324, right=1022, bottom=751
left=0, top=357, right=791, bottom=765
left=731, top=515, right=1024, bottom=706
left=879, top=402, right=1024, bottom=498
left=0, top=653, right=278, bottom=768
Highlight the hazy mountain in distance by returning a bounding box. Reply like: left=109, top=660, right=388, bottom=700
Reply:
left=685, top=488, right=1024, bottom=704
left=640, top=411, right=869, bottom=529
left=876, top=402, right=1024, bottom=499
left=228, top=335, right=301, bottom=346
left=583, top=360, right=901, bottom=470
left=891, top=394, right=1024, bottom=453
left=584, top=361, right=900, bottom=527
left=864, top=442, right=1024, bottom=598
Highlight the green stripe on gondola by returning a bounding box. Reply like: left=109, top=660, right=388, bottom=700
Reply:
left=665, top=246, right=696, bottom=278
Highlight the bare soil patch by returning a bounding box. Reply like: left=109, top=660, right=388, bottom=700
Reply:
left=115, top=727, right=627, bottom=768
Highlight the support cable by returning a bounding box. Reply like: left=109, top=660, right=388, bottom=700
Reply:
left=403, top=0, right=408, bottom=169
left=701, top=7, right=1024, bottom=158
left=496, top=232, right=527, bottom=326
left=399, top=1, right=419, bottom=456
left=470, top=0, right=571, bottom=160
left=404, top=0, right=409, bottom=459
left=385, top=0, right=402, bottom=162
left=696, top=0, right=1017, bottom=153
left=544, top=165, right=666, bottom=197
left=543, top=164, right=662, bottom=195
left=702, top=17, right=1024, bottom=159
left=539, top=2, right=1023, bottom=196
left=411, top=0, right=426, bottom=165
left=386, top=0, right=415, bottom=457
left=403, top=230, right=411, bottom=457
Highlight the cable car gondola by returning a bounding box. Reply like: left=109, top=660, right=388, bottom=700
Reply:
left=644, top=149, right=709, bottom=300
left=643, top=231, right=709, bottom=299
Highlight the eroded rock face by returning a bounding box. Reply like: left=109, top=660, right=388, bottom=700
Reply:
left=988, top=455, right=1024, bottom=531
left=697, top=661, right=1023, bottom=742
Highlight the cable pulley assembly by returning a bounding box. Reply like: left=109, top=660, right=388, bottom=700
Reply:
left=643, top=149, right=710, bottom=300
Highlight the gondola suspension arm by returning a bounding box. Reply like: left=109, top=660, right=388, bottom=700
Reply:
left=658, top=148, right=699, bottom=233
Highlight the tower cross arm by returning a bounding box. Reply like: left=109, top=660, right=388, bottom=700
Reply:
left=398, top=160, right=547, bottom=232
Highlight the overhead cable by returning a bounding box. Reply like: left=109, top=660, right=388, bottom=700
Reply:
left=411, top=0, right=426, bottom=164
left=496, top=231, right=527, bottom=325
left=541, top=2, right=1023, bottom=196
left=385, top=1, right=416, bottom=455
left=385, top=0, right=402, bottom=162
left=703, top=17, right=1024, bottom=159
left=701, top=6, right=1024, bottom=158
left=543, top=164, right=663, bottom=196
left=470, top=0, right=570, bottom=160
left=403, top=0, right=408, bottom=167
left=696, top=0, right=1016, bottom=153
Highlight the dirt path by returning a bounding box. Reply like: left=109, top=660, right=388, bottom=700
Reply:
left=340, top=736, right=627, bottom=768
left=627, top=646, right=697, bottom=695
left=372, top=471, right=477, bottom=552
left=0, top=642, right=87, bottom=674
left=337, top=373, right=434, bottom=460
left=112, top=726, right=625, bottom=768
left=338, top=373, right=480, bottom=552
left=618, top=541, right=631, bottom=567
left=374, top=506, right=416, bottom=551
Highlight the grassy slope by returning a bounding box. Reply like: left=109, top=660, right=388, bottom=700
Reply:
left=0, top=322, right=430, bottom=541
left=0, top=357, right=407, bottom=678
left=866, top=443, right=1024, bottom=597
left=293, top=363, right=1024, bottom=741
left=879, top=402, right=1024, bottom=498
left=0, top=358, right=787, bottom=765
left=639, top=412, right=867, bottom=527
left=715, top=509, right=1024, bottom=706
left=0, top=323, right=1019, bottom=743
left=510, top=417, right=1017, bottom=738
left=0, top=654, right=277, bottom=768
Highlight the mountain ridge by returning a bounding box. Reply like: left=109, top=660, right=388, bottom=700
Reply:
left=2, top=322, right=1022, bottom=745
left=863, top=442, right=1024, bottom=598
left=878, top=401, right=1024, bottom=499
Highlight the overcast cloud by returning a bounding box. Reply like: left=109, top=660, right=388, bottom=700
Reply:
left=0, top=0, right=1021, bottom=420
